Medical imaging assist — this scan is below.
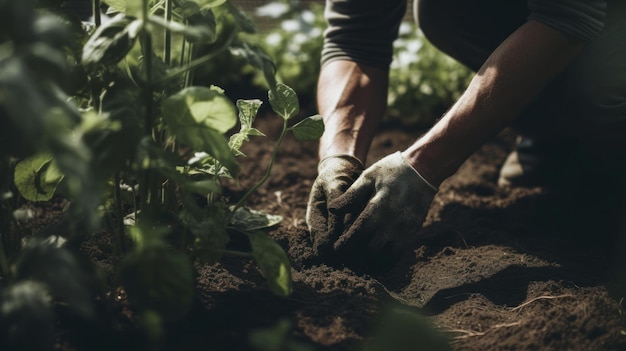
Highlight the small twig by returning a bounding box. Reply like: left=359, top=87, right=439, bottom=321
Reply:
left=449, top=321, right=522, bottom=340
left=510, top=294, right=574, bottom=312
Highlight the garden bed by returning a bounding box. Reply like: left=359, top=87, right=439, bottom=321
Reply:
left=73, top=113, right=626, bottom=351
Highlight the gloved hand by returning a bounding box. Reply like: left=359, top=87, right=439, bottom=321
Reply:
left=328, top=151, right=438, bottom=260
left=306, top=154, right=364, bottom=257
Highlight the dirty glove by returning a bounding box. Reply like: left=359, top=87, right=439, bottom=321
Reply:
left=329, top=151, right=438, bottom=259
left=306, top=154, right=364, bottom=257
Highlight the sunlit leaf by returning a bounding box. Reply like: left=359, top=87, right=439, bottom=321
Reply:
left=148, top=13, right=216, bottom=44
left=162, top=86, right=237, bottom=133
left=229, top=99, right=265, bottom=155
left=237, top=99, right=262, bottom=129
left=290, top=114, right=324, bottom=141
left=195, top=0, right=227, bottom=9
left=248, top=232, right=292, bottom=297
left=14, top=153, right=64, bottom=202
left=268, top=83, right=298, bottom=120
left=82, top=16, right=142, bottom=68
left=162, top=86, right=239, bottom=174
left=103, top=0, right=127, bottom=13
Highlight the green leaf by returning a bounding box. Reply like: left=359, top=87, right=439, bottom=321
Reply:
left=237, top=99, right=262, bottom=129
left=120, top=246, right=195, bottom=321
left=103, top=0, right=126, bottom=13
left=163, top=86, right=237, bottom=133
left=230, top=207, right=282, bottom=231
left=14, top=153, right=64, bottom=202
left=162, top=86, right=239, bottom=174
left=103, top=0, right=142, bottom=17
left=195, top=0, right=227, bottom=9
left=82, top=16, right=142, bottom=68
left=248, top=232, right=292, bottom=297
left=228, top=99, right=265, bottom=156
left=290, top=115, right=324, bottom=141
left=148, top=13, right=216, bottom=44
left=268, top=83, right=298, bottom=120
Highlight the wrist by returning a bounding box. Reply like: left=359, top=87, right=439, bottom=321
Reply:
left=401, top=144, right=452, bottom=188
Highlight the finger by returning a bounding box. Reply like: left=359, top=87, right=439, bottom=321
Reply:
left=333, top=196, right=387, bottom=254
left=328, top=176, right=374, bottom=215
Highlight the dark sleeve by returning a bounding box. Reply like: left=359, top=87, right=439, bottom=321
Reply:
left=527, top=0, right=607, bottom=42
left=321, top=0, right=407, bottom=70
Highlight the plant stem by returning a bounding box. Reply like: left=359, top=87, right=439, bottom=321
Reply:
left=227, top=119, right=289, bottom=223
left=139, top=0, right=159, bottom=218
left=159, top=30, right=238, bottom=83
left=0, top=238, right=9, bottom=279
left=104, top=214, right=120, bottom=257
left=163, top=0, right=172, bottom=65
left=113, top=173, right=126, bottom=253
left=92, top=0, right=101, bottom=27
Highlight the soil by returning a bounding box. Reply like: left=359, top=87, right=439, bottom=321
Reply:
left=62, top=112, right=626, bottom=350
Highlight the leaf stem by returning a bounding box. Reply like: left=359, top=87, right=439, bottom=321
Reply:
left=227, top=119, right=288, bottom=223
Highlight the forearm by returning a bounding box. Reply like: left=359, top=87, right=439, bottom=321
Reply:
left=317, top=60, right=389, bottom=162
left=403, top=20, right=585, bottom=186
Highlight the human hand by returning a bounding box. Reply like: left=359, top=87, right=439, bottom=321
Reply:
left=328, top=151, right=438, bottom=261
left=306, top=154, right=364, bottom=257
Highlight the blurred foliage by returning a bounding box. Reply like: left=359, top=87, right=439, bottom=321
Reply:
left=196, top=0, right=473, bottom=124
left=388, top=22, right=474, bottom=127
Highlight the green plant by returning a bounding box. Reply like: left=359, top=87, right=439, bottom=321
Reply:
left=1, top=0, right=323, bottom=347
left=253, top=0, right=324, bottom=106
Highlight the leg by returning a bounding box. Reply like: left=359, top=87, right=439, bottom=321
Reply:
left=416, top=0, right=528, bottom=72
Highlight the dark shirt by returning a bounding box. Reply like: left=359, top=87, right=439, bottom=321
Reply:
left=321, top=0, right=608, bottom=69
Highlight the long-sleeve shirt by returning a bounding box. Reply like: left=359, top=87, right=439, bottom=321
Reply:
left=321, top=0, right=608, bottom=69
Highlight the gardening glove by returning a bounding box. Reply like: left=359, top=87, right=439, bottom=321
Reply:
left=329, top=151, right=438, bottom=259
left=306, top=154, right=364, bottom=257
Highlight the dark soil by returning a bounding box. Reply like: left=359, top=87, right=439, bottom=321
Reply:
left=71, top=112, right=626, bottom=350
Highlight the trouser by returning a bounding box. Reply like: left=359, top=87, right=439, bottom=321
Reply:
left=416, top=0, right=626, bottom=149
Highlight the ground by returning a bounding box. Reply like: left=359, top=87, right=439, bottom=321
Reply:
left=67, top=112, right=626, bottom=350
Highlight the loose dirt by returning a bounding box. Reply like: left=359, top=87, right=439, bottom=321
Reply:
left=71, top=112, right=626, bottom=351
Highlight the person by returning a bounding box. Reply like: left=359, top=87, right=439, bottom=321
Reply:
left=306, top=0, right=626, bottom=265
